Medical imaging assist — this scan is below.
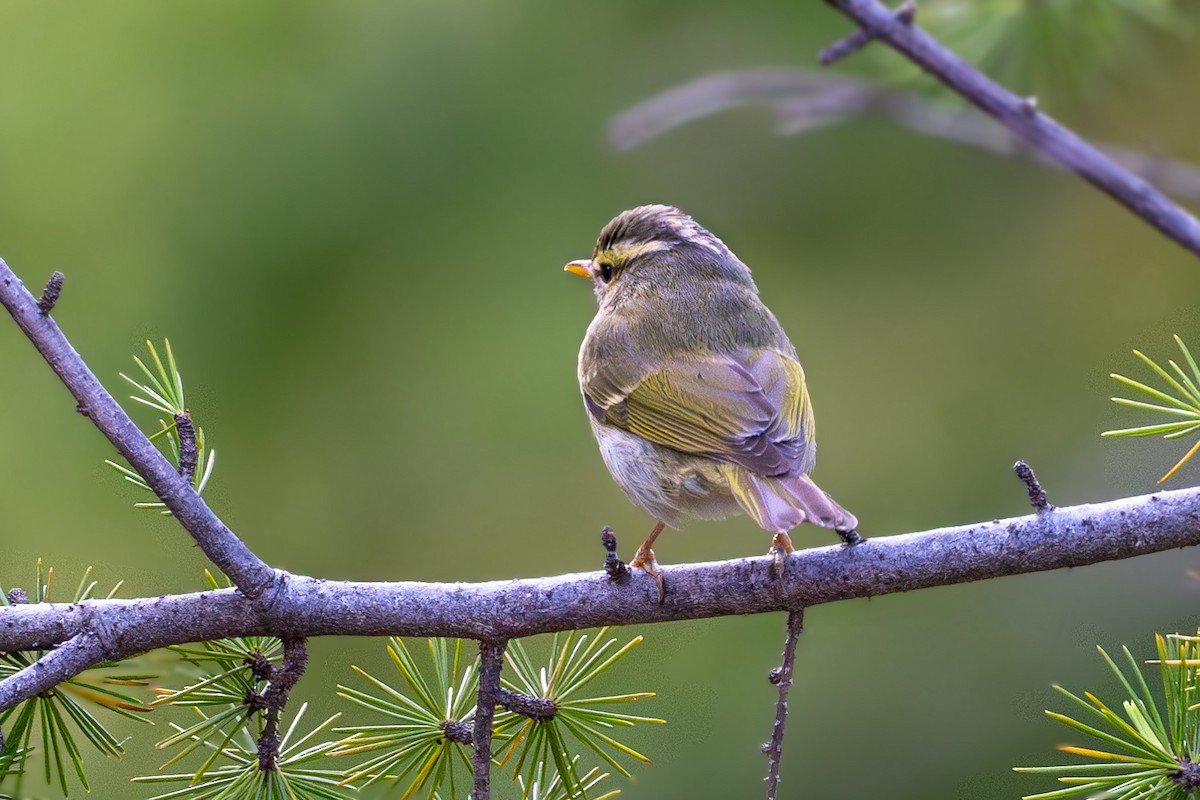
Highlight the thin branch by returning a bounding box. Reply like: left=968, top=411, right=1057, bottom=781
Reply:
left=258, top=636, right=308, bottom=771
left=0, top=260, right=278, bottom=602
left=610, top=69, right=1200, bottom=205
left=763, top=610, right=804, bottom=800
left=818, top=0, right=914, bottom=65
left=822, top=0, right=1200, bottom=256
left=496, top=688, right=557, bottom=722
left=0, top=483, right=1199, bottom=711
left=0, top=631, right=112, bottom=712
left=472, top=640, right=507, bottom=800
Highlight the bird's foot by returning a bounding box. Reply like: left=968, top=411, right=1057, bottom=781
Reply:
left=768, top=532, right=795, bottom=592
left=837, top=528, right=864, bottom=546
left=629, top=545, right=665, bottom=604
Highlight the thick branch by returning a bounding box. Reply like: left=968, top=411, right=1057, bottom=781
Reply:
left=823, top=0, right=1200, bottom=256
left=0, top=484, right=1198, bottom=710
left=0, top=260, right=278, bottom=601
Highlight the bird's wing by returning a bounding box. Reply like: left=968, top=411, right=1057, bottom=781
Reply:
left=584, top=348, right=815, bottom=477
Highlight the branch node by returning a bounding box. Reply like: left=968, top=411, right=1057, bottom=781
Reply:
left=1021, top=95, right=1039, bottom=116
left=601, top=527, right=630, bottom=581
left=82, top=605, right=123, bottom=660
left=6, top=589, right=27, bottom=606
left=441, top=719, right=474, bottom=744
left=36, top=271, right=63, bottom=315
left=245, top=649, right=274, bottom=681
left=1013, top=460, right=1051, bottom=511
left=819, top=0, right=915, bottom=66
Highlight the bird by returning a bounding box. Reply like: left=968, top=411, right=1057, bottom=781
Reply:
left=565, top=204, right=861, bottom=602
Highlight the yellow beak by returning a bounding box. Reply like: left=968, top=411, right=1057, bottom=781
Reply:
left=564, top=259, right=593, bottom=279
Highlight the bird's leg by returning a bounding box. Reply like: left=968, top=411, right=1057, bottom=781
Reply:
left=768, top=532, right=795, bottom=591
left=629, top=521, right=666, bottom=604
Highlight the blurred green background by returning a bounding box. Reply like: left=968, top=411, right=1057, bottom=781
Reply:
left=1, top=1, right=1199, bottom=798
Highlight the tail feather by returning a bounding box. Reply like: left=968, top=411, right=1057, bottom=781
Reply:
left=724, top=466, right=857, bottom=534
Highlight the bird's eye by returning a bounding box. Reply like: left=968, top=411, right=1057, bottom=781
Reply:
left=598, top=262, right=614, bottom=283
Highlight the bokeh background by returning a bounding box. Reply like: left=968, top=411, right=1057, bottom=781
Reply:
left=1, top=1, right=1199, bottom=798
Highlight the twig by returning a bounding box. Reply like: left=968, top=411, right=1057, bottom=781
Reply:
left=496, top=688, right=557, bottom=722
left=821, top=0, right=1200, bottom=257
left=0, top=483, right=1199, bottom=711
left=0, top=259, right=278, bottom=603
left=818, top=0, right=914, bottom=65
left=1013, top=460, right=1050, bottom=511
left=472, top=640, right=507, bottom=800
left=257, top=636, right=308, bottom=771
left=763, top=610, right=804, bottom=800
left=611, top=69, right=1200, bottom=206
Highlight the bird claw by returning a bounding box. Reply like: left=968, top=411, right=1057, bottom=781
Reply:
left=629, top=546, right=665, bottom=604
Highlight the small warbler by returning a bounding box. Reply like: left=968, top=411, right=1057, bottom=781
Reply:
left=566, top=205, right=860, bottom=600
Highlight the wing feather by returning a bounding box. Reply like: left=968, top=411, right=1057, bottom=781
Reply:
left=584, top=348, right=815, bottom=477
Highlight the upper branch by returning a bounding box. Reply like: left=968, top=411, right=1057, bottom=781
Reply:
left=823, top=0, right=1200, bottom=257
left=0, top=260, right=278, bottom=602
left=610, top=69, right=1200, bottom=206
left=0, top=482, right=1198, bottom=711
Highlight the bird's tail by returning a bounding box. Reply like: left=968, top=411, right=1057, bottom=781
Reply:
left=723, top=467, right=858, bottom=535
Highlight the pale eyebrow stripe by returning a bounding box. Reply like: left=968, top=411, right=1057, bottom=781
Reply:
left=611, top=240, right=671, bottom=260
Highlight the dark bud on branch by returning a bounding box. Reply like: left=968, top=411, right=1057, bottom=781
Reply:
left=36, top=271, right=63, bottom=315
left=175, top=412, right=198, bottom=483
left=1173, top=757, right=1200, bottom=791
left=243, top=688, right=269, bottom=716
left=245, top=650, right=274, bottom=681
left=1013, top=460, right=1050, bottom=511
left=602, top=527, right=630, bottom=581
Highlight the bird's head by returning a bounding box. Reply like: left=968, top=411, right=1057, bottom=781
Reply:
left=565, top=205, right=753, bottom=304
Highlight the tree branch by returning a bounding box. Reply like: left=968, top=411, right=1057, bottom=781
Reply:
left=0, top=483, right=1198, bottom=711
left=822, top=0, right=1200, bottom=256
left=764, top=610, right=803, bottom=800
left=0, top=260, right=279, bottom=602
left=472, top=640, right=507, bottom=800
left=257, top=636, right=309, bottom=772
left=610, top=69, right=1200, bottom=206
